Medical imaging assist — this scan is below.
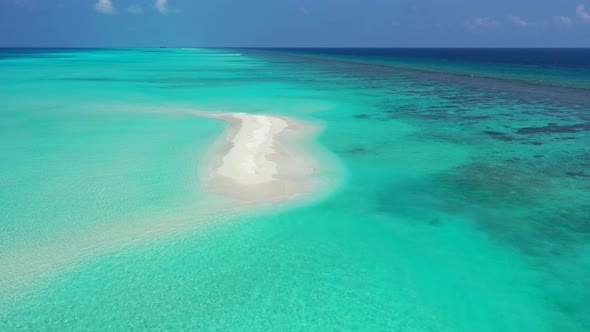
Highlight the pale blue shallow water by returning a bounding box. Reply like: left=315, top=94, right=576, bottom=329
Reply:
left=0, top=48, right=589, bottom=331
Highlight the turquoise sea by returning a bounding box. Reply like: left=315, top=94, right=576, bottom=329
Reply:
left=0, top=48, right=589, bottom=331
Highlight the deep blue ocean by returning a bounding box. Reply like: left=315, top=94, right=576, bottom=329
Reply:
left=247, top=48, right=590, bottom=89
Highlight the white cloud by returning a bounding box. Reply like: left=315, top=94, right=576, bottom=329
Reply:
left=94, top=0, right=115, bottom=15
left=155, top=0, right=166, bottom=13
left=467, top=17, right=499, bottom=29
left=299, top=7, right=309, bottom=16
left=506, top=15, right=533, bottom=27
left=126, top=4, right=143, bottom=14
left=577, top=4, right=590, bottom=23
left=555, top=16, right=573, bottom=25
left=154, top=0, right=177, bottom=14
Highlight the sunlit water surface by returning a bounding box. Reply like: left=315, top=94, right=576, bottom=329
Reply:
left=0, top=48, right=589, bottom=331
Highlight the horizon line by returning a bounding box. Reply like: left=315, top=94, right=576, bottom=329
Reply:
left=1, top=46, right=590, bottom=49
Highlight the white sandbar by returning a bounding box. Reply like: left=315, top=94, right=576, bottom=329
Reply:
left=204, top=112, right=317, bottom=202
left=218, top=113, right=288, bottom=185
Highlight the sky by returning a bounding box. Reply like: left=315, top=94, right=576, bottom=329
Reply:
left=0, top=0, right=589, bottom=47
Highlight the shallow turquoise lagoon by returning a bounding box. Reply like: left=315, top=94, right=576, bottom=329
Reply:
left=0, top=48, right=589, bottom=331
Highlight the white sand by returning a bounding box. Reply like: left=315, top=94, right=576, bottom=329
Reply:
left=204, top=112, right=317, bottom=202
left=217, top=113, right=288, bottom=185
